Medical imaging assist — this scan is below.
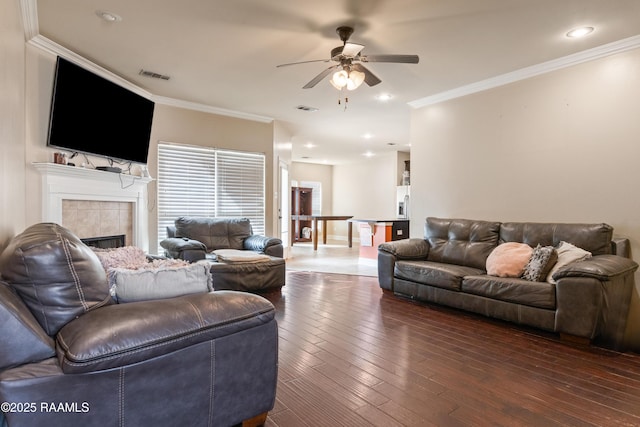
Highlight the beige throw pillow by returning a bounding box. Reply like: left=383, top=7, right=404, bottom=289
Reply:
left=486, top=242, right=533, bottom=278
left=546, top=241, right=592, bottom=284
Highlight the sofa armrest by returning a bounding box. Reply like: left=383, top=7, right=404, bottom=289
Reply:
left=56, top=291, right=275, bottom=374
left=244, top=235, right=283, bottom=258
left=160, top=237, right=207, bottom=262
left=552, top=255, right=638, bottom=281
left=377, top=239, right=429, bottom=292
left=554, top=255, right=638, bottom=350
left=379, top=238, right=430, bottom=259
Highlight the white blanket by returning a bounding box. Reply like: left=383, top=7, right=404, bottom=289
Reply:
left=213, top=249, right=271, bottom=263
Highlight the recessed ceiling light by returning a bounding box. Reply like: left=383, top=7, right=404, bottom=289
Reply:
left=376, top=93, right=392, bottom=101
left=96, top=10, right=122, bottom=22
left=566, top=26, right=594, bottom=38
left=304, top=143, right=315, bottom=149
left=362, top=133, right=373, bottom=139
left=363, top=151, right=375, bottom=157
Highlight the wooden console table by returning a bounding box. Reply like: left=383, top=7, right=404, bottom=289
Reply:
left=311, top=215, right=353, bottom=250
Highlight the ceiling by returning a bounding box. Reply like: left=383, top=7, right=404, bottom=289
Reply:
left=30, top=0, right=640, bottom=165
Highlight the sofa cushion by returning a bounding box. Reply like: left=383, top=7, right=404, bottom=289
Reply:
left=486, top=242, right=533, bottom=278
left=499, top=222, right=613, bottom=256
left=521, top=245, right=558, bottom=282
left=0, top=281, right=55, bottom=369
left=174, top=217, right=252, bottom=251
left=56, top=291, right=275, bottom=374
left=0, top=223, right=112, bottom=336
left=546, top=241, right=592, bottom=284
left=395, top=260, right=485, bottom=291
left=425, top=217, right=501, bottom=270
left=462, top=275, right=556, bottom=309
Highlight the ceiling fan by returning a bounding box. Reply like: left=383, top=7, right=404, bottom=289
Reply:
left=277, top=26, right=419, bottom=90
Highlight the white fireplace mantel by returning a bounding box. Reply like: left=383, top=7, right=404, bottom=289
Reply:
left=33, top=162, right=153, bottom=250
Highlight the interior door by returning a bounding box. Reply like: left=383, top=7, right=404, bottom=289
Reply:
left=278, top=160, right=290, bottom=258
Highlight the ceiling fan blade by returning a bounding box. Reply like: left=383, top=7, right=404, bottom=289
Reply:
left=276, top=59, right=330, bottom=68
left=303, top=65, right=341, bottom=89
left=359, top=54, right=419, bottom=64
left=351, top=63, right=381, bottom=87
left=341, top=42, right=365, bottom=57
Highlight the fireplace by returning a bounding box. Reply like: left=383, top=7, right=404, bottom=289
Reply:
left=33, top=163, right=153, bottom=252
left=81, top=234, right=126, bottom=249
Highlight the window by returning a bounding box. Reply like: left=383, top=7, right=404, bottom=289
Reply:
left=157, top=142, right=265, bottom=253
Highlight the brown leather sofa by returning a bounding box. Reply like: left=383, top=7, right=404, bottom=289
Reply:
left=161, top=217, right=285, bottom=292
left=0, top=223, right=278, bottom=427
left=378, top=217, right=638, bottom=350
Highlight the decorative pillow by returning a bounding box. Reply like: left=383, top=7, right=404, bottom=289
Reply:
left=93, top=247, right=191, bottom=272
left=546, top=241, right=592, bottom=284
left=92, top=246, right=149, bottom=270
left=521, top=244, right=558, bottom=282
left=212, top=249, right=271, bottom=263
left=109, top=263, right=213, bottom=303
left=486, top=242, right=533, bottom=278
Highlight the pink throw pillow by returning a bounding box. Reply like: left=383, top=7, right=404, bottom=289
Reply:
left=486, top=242, right=533, bottom=278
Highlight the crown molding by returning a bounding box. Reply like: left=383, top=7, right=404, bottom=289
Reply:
left=26, top=35, right=274, bottom=123
left=409, top=35, right=640, bottom=109
left=153, top=96, right=273, bottom=123
left=19, top=0, right=38, bottom=40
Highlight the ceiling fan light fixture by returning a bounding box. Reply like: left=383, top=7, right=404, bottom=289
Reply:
left=330, top=70, right=349, bottom=90
left=346, top=70, right=365, bottom=91
left=330, top=69, right=365, bottom=91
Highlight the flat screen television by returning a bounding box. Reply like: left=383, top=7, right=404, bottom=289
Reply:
left=46, top=57, right=155, bottom=164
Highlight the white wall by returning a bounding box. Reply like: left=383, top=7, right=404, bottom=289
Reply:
left=410, top=47, right=640, bottom=351
left=332, top=152, right=399, bottom=238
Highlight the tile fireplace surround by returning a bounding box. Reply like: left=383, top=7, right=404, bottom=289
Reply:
left=33, top=163, right=153, bottom=252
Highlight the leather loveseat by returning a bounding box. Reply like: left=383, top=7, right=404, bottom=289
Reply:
left=0, top=223, right=278, bottom=427
left=378, top=217, right=638, bottom=350
left=161, top=217, right=285, bottom=292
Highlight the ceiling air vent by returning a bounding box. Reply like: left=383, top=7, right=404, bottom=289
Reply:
left=139, top=69, right=170, bottom=80
left=296, top=105, right=319, bottom=112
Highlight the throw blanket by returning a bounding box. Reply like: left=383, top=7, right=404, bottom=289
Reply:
left=213, top=249, right=270, bottom=263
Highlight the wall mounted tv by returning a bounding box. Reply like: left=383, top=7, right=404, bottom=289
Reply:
left=47, top=56, right=155, bottom=164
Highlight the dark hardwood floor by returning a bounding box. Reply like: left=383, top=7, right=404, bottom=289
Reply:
left=260, top=271, right=640, bottom=427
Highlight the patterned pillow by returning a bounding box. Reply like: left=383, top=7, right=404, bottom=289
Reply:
left=521, top=244, right=558, bottom=282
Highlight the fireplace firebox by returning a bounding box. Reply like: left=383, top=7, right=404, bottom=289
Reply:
left=81, top=235, right=126, bottom=249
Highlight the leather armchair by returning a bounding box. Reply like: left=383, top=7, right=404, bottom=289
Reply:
left=161, top=217, right=283, bottom=261
left=161, top=217, right=286, bottom=292
left=0, top=223, right=278, bottom=427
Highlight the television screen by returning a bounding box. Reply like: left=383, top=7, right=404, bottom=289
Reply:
left=47, top=57, right=155, bottom=164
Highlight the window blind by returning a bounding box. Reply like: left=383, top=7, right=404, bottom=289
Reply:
left=157, top=142, right=265, bottom=253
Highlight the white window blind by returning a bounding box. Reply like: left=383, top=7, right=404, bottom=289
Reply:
left=157, top=142, right=265, bottom=253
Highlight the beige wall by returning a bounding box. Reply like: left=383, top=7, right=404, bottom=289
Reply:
left=146, top=104, right=275, bottom=253
left=17, top=45, right=276, bottom=254
left=0, top=0, right=27, bottom=250
left=410, top=47, right=640, bottom=351
left=290, top=162, right=333, bottom=214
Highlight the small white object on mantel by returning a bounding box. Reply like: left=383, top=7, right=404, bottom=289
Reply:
left=32, top=162, right=153, bottom=251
